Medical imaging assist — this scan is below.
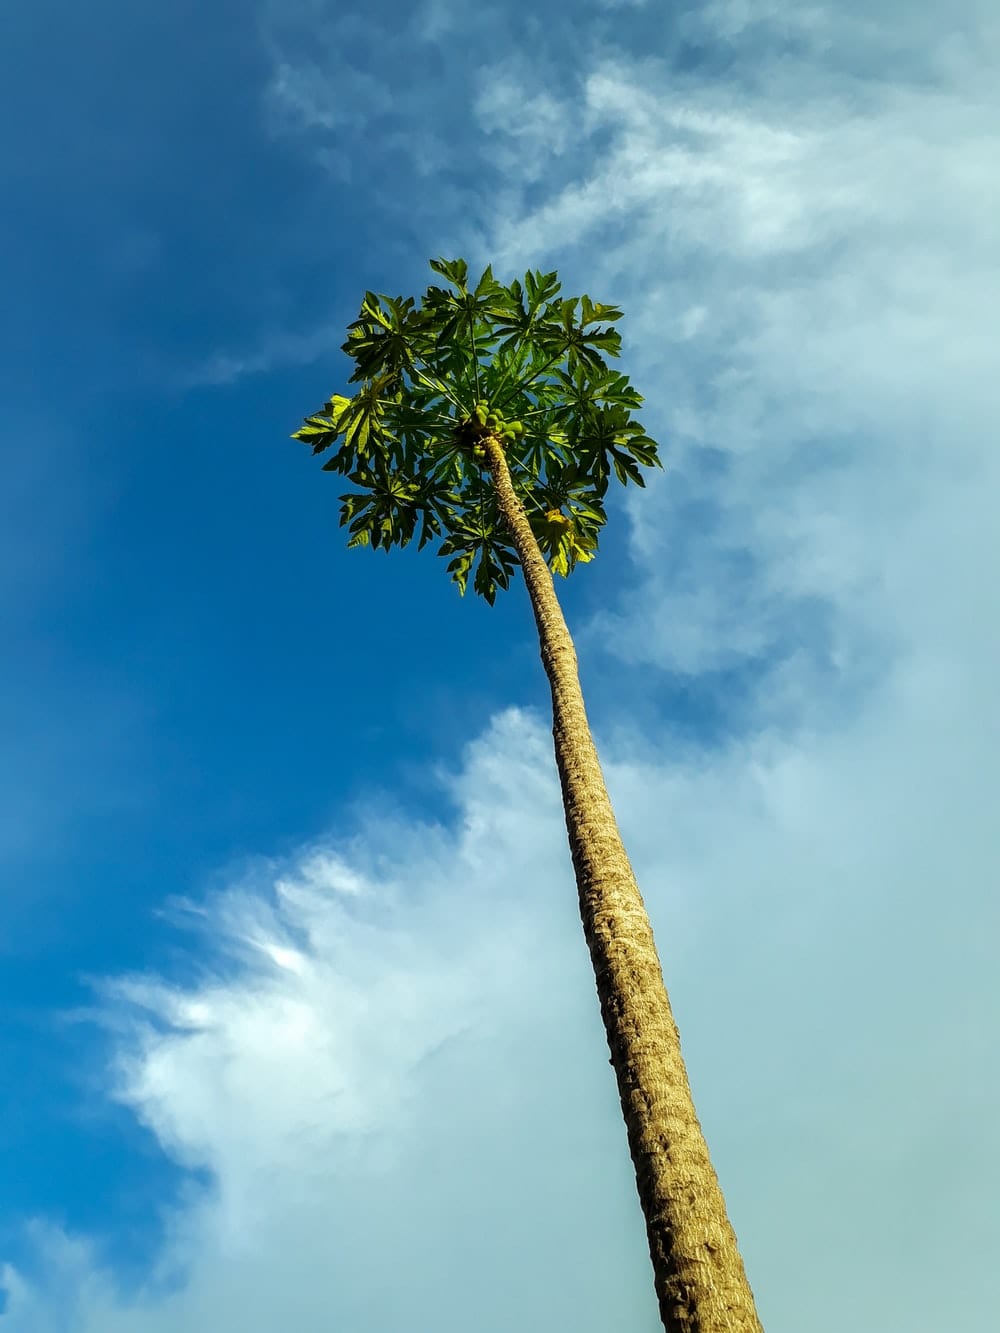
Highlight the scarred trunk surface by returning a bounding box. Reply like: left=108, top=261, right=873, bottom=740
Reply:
left=485, top=434, right=764, bottom=1333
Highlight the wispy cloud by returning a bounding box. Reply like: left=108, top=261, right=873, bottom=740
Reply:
left=471, top=31, right=999, bottom=703
left=178, top=323, right=345, bottom=388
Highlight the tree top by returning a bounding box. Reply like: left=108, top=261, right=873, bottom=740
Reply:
left=292, top=257, right=662, bottom=604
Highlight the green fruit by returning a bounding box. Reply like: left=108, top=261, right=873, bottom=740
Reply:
left=473, top=403, right=488, bottom=425
left=509, top=420, right=525, bottom=437
left=486, top=413, right=498, bottom=428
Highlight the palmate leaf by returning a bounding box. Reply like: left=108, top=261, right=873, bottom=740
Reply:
left=444, top=547, right=475, bottom=594
left=291, top=394, right=352, bottom=455
left=580, top=294, right=624, bottom=326
left=437, top=520, right=517, bottom=604
left=549, top=527, right=598, bottom=578
left=292, top=257, right=663, bottom=600
left=521, top=503, right=600, bottom=579
left=473, top=542, right=517, bottom=604
left=523, top=268, right=561, bottom=314
left=428, top=257, right=470, bottom=291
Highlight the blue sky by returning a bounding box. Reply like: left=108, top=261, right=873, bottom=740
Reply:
left=2, top=0, right=998, bottom=1329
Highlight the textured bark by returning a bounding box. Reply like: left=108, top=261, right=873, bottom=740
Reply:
left=484, top=434, right=764, bottom=1333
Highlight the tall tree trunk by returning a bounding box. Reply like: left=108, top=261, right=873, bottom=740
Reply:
left=485, top=436, right=764, bottom=1333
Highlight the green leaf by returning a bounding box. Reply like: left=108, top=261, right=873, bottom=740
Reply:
left=428, top=257, right=469, bottom=292
left=322, top=447, right=354, bottom=474
left=445, top=548, right=475, bottom=596
left=474, top=264, right=498, bottom=298
left=612, top=451, right=644, bottom=486
left=580, top=296, right=624, bottom=326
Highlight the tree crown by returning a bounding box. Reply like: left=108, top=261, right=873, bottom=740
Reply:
left=292, top=257, right=662, bottom=603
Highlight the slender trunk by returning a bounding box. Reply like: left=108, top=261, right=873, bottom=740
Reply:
left=485, top=435, right=763, bottom=1333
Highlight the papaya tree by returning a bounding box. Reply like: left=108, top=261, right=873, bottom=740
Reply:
left=292, top=258, right=763, bottom=1333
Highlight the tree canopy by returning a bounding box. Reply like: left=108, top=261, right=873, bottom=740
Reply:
left=292, top=258, right=663, bottom=604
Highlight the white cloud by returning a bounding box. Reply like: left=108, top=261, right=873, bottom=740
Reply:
left=3, top=711, right=663, bottom=1331
left=474, top=78, right=573, bottom=184
left=266, top=59, right=393, bottom=136
left=8, top=643, right=999, bottom=1331
left=178, top=323, right=344, bottom=388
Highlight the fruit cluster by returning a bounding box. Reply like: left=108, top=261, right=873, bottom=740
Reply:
left=454, top=402, right=526, bottom=459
